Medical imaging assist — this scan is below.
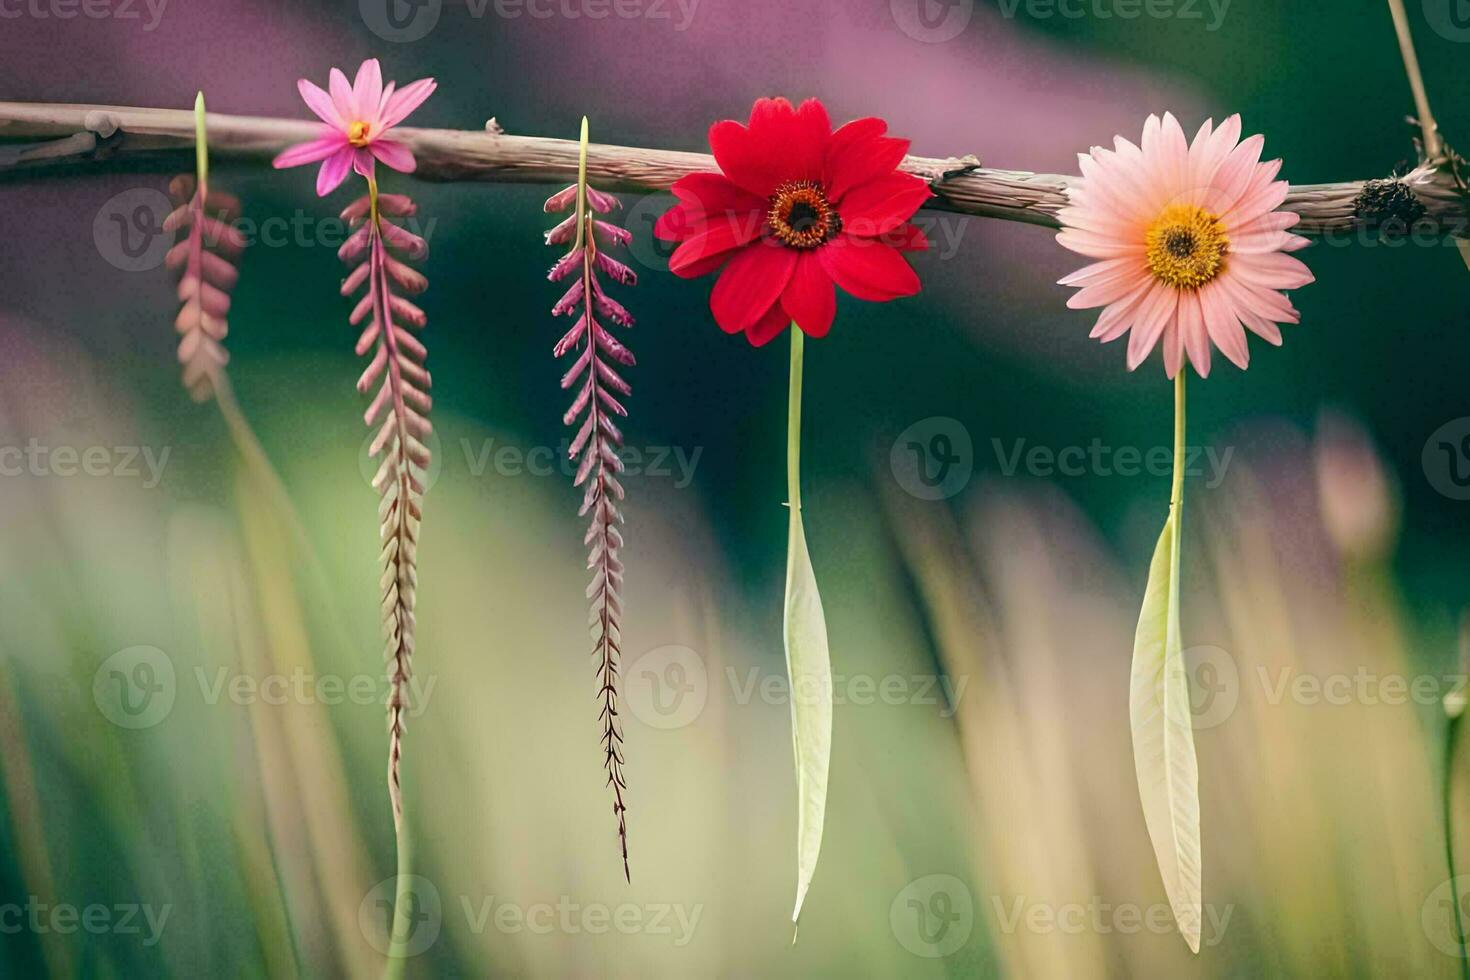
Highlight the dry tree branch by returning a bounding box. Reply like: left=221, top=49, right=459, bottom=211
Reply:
left=1, top=101, right=1467, bottom=239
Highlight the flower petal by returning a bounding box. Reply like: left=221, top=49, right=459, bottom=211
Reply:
left=837, top=173, right=932, bottom=238
left=1177, top=287, right=1210, bottom=378
left=351, top=146, right=376, bottom=180
left=825, top=124, right=909, bottom=203
left=316, top=147, right=355, bottom=197
left=783, top=252, right=837, bottom=338
left=667, top=213, right=765, bottom=276
left=297, top=79, right=344, bottom=129
left=370, top=138, right=417, bottom=173
left=670, top=172, right=768, bottom=217
left=329, top=68, right=354, bottom=120
left=708, top=97, right=828, bottom=196
left=816, top=234, right=920, bottom=301
left=353, top=59, right=383, bottom=123
left=746, top=301, right=792, bottom=347
left=1126, top=283, right=1177, bottom=371
left=380, top=78, right=436, bottom=129
left=273, top=133, right=343, bottom=169
left=710, top=242, right=798, bottom=333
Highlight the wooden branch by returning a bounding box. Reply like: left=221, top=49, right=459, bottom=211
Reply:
left=1, top=101, right=1465, bottom=239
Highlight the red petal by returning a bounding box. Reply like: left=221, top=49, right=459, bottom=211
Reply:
left=826, top=123, right=910, bottom=203
left=782, top=252, right=836, bottom=338
left=668, top=214, right=764, bottom=277
left=838, top=173, right=933, bottom=237
left=710, top=242, right=798, bottom=334
left=708, top=97, right=829, bottom=197
left=879, top=222, right=930, bottom=252
left=817, top=235, right=920, bottom=301
left=746, top=301, right=792, bottom=347
left=672, top=172, right=768, bottom=216
left=654, top=204, right=700, bottom=242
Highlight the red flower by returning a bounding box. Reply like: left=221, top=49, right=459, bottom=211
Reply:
left=656, top=98, right=932, bottom=346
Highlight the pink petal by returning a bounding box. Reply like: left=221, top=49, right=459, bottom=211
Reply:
left=273, top=133, right=343, bottom=169
left=1126, top=283, right=1177, bottom=371
left=370, top=138, right=417, bottom=173
left=1230, top=251, right=1315, bottom=290
left=316, top=148, right=355, bottom=197
left=298, top=79, right=345, bottom=129
left=353, top=59, right=383, bottom=123
left=351, top=147, right=376, bottom=180
left=329, top=68, right=355, bottom=120
left=1199, top=280, right=1250, bottom=370
left=381, top=78, right=436, bottom=130
left=1177, top=288, right=1211, bottom=378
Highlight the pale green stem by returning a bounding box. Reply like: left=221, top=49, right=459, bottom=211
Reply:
left=383, top=823, right=413, bottom=979
left=1443, top=712, right=1468, bottom=976
left=788, top=327, right=803, bottom=511
left=1171, top=371, right=1186, bottom=545
left=193, top=91, right=207, bottom=184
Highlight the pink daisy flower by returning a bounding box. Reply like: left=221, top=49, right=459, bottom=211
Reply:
left=1057, top=112, right=1314, bottom=378
left=272, top=59, right=436, bottom=197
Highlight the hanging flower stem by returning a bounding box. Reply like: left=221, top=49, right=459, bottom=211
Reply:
left=787, top=328, right=804, bottom=514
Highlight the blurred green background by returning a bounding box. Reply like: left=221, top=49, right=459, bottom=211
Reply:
left=1, top=0, right=1469, bottom=975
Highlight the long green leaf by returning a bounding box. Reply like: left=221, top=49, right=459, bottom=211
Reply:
left=785, top=328, right=832, bottom=934
left=1129, top=372, right=1202, bottom=953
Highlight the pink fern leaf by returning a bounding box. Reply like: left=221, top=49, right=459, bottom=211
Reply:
left=164, top=174, right=245, bottom=402
left=545, top=160, right=637, bottom=882
left=339, top=190, right=432, bottom=833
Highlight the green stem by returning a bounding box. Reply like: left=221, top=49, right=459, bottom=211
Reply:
left=787, top=327, right=803, bottom=512
left=383, top=819, right=412, bottom=979
left=193, top=91, right=208, bottom=185
left=1170, top=371, right=1186, bottom=560
left=1444, top=712, right=1468, bottom=975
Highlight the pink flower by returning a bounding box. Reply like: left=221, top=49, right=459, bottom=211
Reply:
left=272, top=59, right=436, bottom=197
left=1057, top=113, right=1314, bottom=378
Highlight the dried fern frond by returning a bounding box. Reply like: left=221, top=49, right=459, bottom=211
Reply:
left=163, top=95, right=245, bottom=403
left=339, top=188, right=432, bottom=832
left=546, top=119, right=637, bottom=882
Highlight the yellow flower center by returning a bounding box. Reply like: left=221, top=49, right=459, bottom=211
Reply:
left=347, top=120, right=372, bottom=147
left=767, top=180, right=840, bottom=249
left=1145, top=203, right=1228, bottom=289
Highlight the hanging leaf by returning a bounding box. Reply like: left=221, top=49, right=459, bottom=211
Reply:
left=1129, top=376, right=1202, bottom=953
left=784, top=330, right=832, bottom=933
left=164, top=92, right=244, bottom=403
left=339, top=189, right=432, bottom=832
left=545, top=118, right=637, bottom=881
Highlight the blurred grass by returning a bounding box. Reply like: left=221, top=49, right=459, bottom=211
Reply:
left=0, top=335, right=1465, bottom=977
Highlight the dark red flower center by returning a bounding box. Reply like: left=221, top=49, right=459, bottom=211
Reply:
left=767, top=180, right=840, bottom=249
